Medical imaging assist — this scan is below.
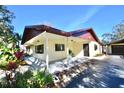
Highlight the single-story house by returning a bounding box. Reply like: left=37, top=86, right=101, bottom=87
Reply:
left=107, top=38, right=124, bottom=55
left=21, top=25, right=102, bottom=65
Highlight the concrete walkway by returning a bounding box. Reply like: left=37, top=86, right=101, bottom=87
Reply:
left=65, top=55, right=124, bottom=88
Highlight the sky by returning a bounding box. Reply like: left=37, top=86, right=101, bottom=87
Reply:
left=7, top=5, right=124, bottom=39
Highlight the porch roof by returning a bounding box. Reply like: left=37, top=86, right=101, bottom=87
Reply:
left=21, top=24, right=101, bottom=45
left=21, top=25, right=70, bottom=44
left=24, top=31, right=90, bottom=46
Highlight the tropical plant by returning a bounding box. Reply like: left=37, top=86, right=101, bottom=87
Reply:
left=14, top=70, right=33, bottom=88
left=69, top=50, right=74, bottom=57
left=0, top=48, right=26, bottom=87
left=0, top=69, right=54, bottom=88
left=29, top=69, right=54, bottom=88
left=0, top=48, right=24, bottom=69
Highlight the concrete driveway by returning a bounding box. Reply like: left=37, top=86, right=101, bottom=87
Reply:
left=65, top=55, right=124, bottom=88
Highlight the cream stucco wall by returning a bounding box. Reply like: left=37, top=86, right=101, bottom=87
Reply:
left=68, top=41, right=84, bottom=57
left=25, top=32, right=102, bottom=61
left=47, top=39, right=67, bottom=62
left=29, top=39, right=46, bottom=61
left=26, top=37, right=68, bottom=62
left=107, top=45, right=112, bottom=54
left=89, top=41, right=102, bottom=57
left=26, top=40, right=102, bottom=61
left=73, top=42, right=84, bottom=57
left=47, top=39, right=84, bottom=62
left=26, top=38, right=85, bottom=62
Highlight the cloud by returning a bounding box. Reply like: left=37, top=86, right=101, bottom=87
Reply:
left=66, top=6, right=104, bottom=31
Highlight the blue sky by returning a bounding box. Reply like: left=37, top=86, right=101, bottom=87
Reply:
left=7, top=5, right=124, bottom=39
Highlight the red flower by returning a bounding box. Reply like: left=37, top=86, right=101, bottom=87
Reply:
left=7, top=62, right=18, bottom=70
left=14, top=50, right=24, bottom=60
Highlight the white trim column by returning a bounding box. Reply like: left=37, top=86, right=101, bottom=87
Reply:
left=45, top=32, right=49, bottom=71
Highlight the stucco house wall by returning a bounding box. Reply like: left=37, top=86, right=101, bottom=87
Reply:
left=27, top=38, right=85, bottom=62
left=89, top=41, right=102, bottom=57
left=73, top=42, right=84, bottom=56
left=68, top=41, right=84, bottom=57
left=108, top=45, right=112, bottom=54
left=29, top=39, right=46, bottom=61
left=26, top=38, right=68, bottom=62
left=47, top=39, right=67, bottom=62
left=27, top=39, right=102, bottom=62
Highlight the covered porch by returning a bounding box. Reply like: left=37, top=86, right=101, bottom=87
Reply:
left=24, top=31, right=90, bottom=70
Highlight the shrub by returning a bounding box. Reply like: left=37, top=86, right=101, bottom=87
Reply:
left=0, top=69, right=54, bottom=88
left=29, top=69, right=54, bottom=88
left=14, top=70, right=33, bottom=88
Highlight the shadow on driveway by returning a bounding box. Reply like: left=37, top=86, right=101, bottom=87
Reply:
left=65, top=56, right=124, bottom=88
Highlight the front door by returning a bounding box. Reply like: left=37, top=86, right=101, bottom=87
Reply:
left=83, top=44, right=89, bottom=56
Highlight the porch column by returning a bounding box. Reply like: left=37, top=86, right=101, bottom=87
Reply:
left=45, top=32, right=49, bottom=71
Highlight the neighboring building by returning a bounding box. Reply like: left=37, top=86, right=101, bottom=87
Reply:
left=107, top=38, right=124, bottom=55
left=21, top=25, right=103, bottom=63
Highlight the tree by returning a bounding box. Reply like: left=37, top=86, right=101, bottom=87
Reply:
left=101, top=33, right=114, bottom=45
left=0, top=5, right=20, bottom=68
left=0, top=5, right=17, bottom=45
left=112, top=20, right=124, bottom=40
left=101, top=20, right=124, bottom=44
left=0, top=6, right=24, bottom=85
left=0, top=5, right=24, bottom=69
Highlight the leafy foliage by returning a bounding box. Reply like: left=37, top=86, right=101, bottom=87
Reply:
left=0, top=6, right=54, bottom=88
left=0, top=6, right=25, bottom=88
left=0, top=47, right=24, bottom=70
left=0, top=5, right=21, bottom=47
left=15, top=70, right=33, bottom=88
left=0, top=5, right=23, bottom=70
left=101, top=20, right=124, bottom=44
left=27, top=68, right=54, bottom=88
left=112, top=21, right=124, bottom=40
left=101, top=33, right=114, bottom=45
left=0, top=69, right=54, bottom=88
left=0, top=5, right=15, bottom=44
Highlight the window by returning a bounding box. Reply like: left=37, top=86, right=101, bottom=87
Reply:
left=55, top=44, right=65, bottom=51
left=35, top=45, right=44, bottom=53
left=94, top=44, right=98, bottom=51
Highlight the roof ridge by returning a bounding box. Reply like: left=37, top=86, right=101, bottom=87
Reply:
left=70, top=28, right=92, bottom=32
